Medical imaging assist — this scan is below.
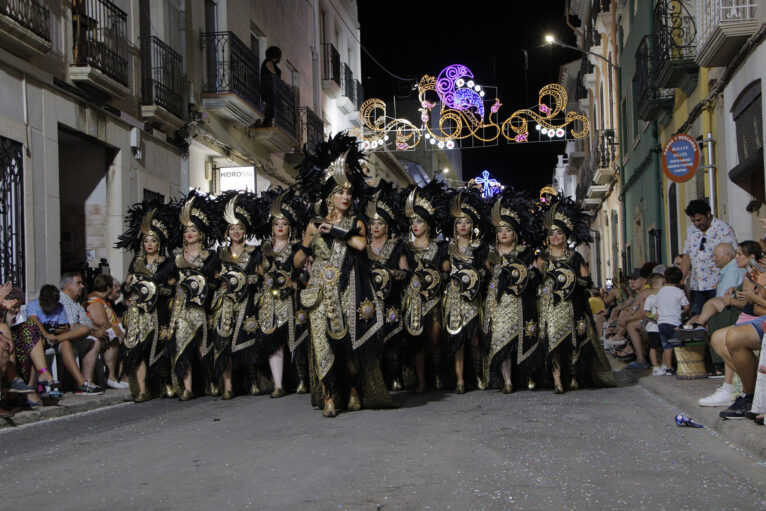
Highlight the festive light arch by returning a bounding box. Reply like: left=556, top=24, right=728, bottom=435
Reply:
left=358, top=64, right=590, bottom=151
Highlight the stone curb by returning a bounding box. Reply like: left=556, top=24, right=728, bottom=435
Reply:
left=1, top=389, right=132, bottom=429
left=610, top=357, right=766, bottom=461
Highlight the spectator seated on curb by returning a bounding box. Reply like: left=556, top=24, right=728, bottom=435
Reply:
left=704, top=266, right=766, bottom=414
left=610, top=269, right=653, bottom=362
left=654, top=267, right=690, bottom=376
left=86, top=274, right=127, bottom=390
left=643, top=273, right=665, bottom=374
left=687, top=241, right=755, bottom=330
left=3, top=286, right=61, bottom=405
left=606, top=269, right=650, bottom=353
left=27, top=283, right=103, bottom=395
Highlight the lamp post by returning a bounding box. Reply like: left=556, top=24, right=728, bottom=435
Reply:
left=544, top=34, right=620, bottom=73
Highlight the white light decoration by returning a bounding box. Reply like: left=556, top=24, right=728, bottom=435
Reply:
left=466, top=80, right=475, bottom=88
left=438, top=141, right=445, bottom=148
left=535, top=124, right=541, bottom=131
left=456, top=78, right=465, bottom=87
left=384, top=135, right=390, bottom=141
left=446, top=140, right=455, bottom=149
left=556, top=128, right=565, bottom=137
left=425, top=132, right=431, bottom=139
left=547, top=129, right=554, bottom=138
left=474, top=85, right=481, bottom=92
left=430, top=138, right=437, bottom=145
left=479, top=90, right=485, bottom=97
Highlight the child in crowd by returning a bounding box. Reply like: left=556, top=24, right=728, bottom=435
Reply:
left=656, top=267, right=690, bottom=375
left=643, top=273, right=666, bottom=375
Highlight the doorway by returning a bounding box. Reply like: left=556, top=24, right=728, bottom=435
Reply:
left=58, top=127, right=118, bottom=275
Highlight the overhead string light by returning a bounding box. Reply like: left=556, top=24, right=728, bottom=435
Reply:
left=357, top=64, right=589, bottom=151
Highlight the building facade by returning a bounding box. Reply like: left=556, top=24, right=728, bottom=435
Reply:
left=0, top=0, right=410, bottom=296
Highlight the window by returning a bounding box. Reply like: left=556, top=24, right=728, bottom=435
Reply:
left=0, top=135, right=25, bottom=287
left=728, top=80, right=764, bottom=202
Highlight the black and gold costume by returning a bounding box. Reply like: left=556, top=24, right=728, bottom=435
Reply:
left=537, top=197, right=614, bottom=390
left=116, top=202, right=177, bottom=397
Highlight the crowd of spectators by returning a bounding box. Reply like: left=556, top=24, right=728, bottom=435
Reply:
left=0, top=271, right=127, bottom=417
left=599, top=198, right=766, bottom=426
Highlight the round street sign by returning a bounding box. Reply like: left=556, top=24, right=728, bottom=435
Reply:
left=662, top=133, right=700, bottom=183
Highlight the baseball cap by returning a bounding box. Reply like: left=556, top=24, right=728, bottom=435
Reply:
left=627, top=269, right=643, bottom=280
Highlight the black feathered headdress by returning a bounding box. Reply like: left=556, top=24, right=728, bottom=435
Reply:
left=116, top=200, right=178, bottom=255
left=543, top=196, right=592, bottom=246
left=178, top=189, right=221, bottom=247
left=490, top=188, right=542, bottom=247
left=447, top=186, right=490, bottom=241
left=296, top=132, right=366, bottom=217
left=259, top=187, right=309, bottom=241
left=216, top=190, right=258, bottom=241
left=362, top=180, right=406, bottom=237
left=404, top=179, right=450, bottom=236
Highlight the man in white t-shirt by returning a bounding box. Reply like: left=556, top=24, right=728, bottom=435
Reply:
left=643, top=273, right=666, bottom=375
left=656, top=267, right=690, bottom=374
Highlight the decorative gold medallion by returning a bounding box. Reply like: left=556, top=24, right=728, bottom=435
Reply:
left=576, top=317, right=587, bottom=335
left=357, top=299, right=375, bottom=320
left=158, top=325, right=169, bottom=341
left=243, top=316, right=259, bottom=333
left=295, top=309, right=308, bottom=326
left=385, top=307, right=400, bottom=324
left=525, top=320, right=538, bottom=338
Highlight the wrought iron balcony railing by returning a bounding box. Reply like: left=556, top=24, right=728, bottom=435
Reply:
left=697, top=0, right=759, bottom=50
left=200, top=31, right=261, bottom=111
left=141, top=36, right=184, bottom=119
left=0, top=0, right=50, bottom=41
left=298, top=106, right=324, bottom=153
left=653, top=0, right=697, bottom=65
left=72, top=0, right=128, bottom=85
left=355, top=79, right=364, bottom=109
left=322, top=43, right=340, bottom=85
left=341, top=62, right=355, bottom=103
left=590, top=129, right=617, bottom=171
left=633, top=35, right=652, bottom=107
left=273, top=78, right=297, bottom=139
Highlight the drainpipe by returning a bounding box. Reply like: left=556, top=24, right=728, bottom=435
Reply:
left=311, top=0, right=322, bottom=118
left=702, top=132, right=716, bottom=217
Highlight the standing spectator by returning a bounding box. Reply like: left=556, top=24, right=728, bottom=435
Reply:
left=681, top=199, right=737, bottom=315
left=109, top=277, right=126, bottom=322
left=260, top=46, right=282, bottom=127
left=656, top=267, right=691, bottom=374
left=643, top=273, right=665, bottom=375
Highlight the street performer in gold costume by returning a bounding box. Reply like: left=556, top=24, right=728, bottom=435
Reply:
left=256, top=188, right=310, bottom=397
left=210, top=191, right=261, bottom=400
left=401, top=180, right=449, bottom=392
left=442, top=188, right=488, bottom=394
left=537, top=193, right=614, bottom=393
left=166, top=191, right=221, bottom=401
left=294, top=133, right=391, bottom=417
left=117, top=200, right=177, bottom=402
left=482, top=189, right=543, bottom=393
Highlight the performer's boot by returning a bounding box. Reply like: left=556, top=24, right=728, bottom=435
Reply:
left=527, top=377, right=536, bottom=391
left=295, top=361, right=309, bottom=394
left=247, top=366, right=261, bottom=396
left=347, top=372, right=362, bottom=411
left=473, top=357, right=486, bottom=390
left=432, top=352, right=443, bottom=390
left=387, top=349, right=402, bottom=391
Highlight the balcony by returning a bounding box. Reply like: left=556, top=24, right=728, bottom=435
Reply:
left=321, top=43, right=342, bottom=98
left=696, top=0, right=761, bottom=67
left=587, top=184, right=610, bottom=198
left=141, top=36, right=185, bottom=131
left=337, top=62, right=356, bottom=114
left=591, top=130, right=617, bottom=184
left=70, top=0, right=130, bottom=98
left=200, top=31, right=263, bottom=126
left=0, top=0, right=51, bottom=58
left=252, top=78, right=298, bottom=154
left=569, top=138, right=586, bottom=169
left=653, top=0, right=699, bottom=94
left=634, top=36, right=674, bottom=123
left=285, top=106, right=325, bottom=165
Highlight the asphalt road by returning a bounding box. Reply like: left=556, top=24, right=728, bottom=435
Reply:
left=2, top=381, right=766, bottom=510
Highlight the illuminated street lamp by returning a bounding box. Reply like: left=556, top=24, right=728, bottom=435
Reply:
left=544, top=34, right=620, bottom=72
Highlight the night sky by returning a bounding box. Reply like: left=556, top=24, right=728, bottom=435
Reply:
left=358, top=0, right=584, bottom=194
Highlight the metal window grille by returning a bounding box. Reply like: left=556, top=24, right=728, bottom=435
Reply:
left=200, top=31, right=261, bottom=110
left=72, top=0, right=129, bottom=86
left=0, top=136, right=25, bottom=287
left=321, top=43, right=340, bottom=84
left=141, top=36, right=185, bottom=119
left=0, top=0, right=50, bottom=41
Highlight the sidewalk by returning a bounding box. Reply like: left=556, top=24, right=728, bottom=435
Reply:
left=1, top=389, right=131, bottom=429
left=613, top=358, right=766, bottom=460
